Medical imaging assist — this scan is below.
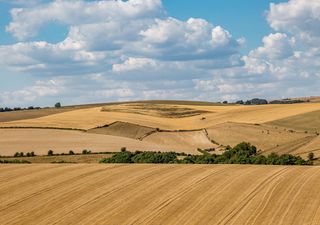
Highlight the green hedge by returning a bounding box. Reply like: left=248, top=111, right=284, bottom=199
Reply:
left=0, top=159, right=31, bottom=164
left=100, top=142, right=312, bottom=165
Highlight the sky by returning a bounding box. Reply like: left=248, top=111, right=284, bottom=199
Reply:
left=0, top=0, right=319, bottom=107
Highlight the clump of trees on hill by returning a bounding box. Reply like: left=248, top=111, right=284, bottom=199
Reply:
left=269, top=99, right=306, bottom=104
left=14, top=152, right=36, bottom=157
left=55, top=102, right=62, bottom=108
left=100, top=148, right=178, bottom=164
left=0, top=102, right=62, bottom=113
left=235, top=98, right=308, bottom=105
left=100, top=142, right=313, bottom=165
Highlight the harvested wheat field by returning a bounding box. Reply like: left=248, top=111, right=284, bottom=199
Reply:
left=206, top=122, right=314, bottom=154
left=0, top=128, right=197, bottom=156
left=2, top=103, right=320, bottom=130
left=1, top=164, right=320, bottom=225
left=268, top=110, right=320, bottom=133
left=292, top=136, right=320, bottom=159
left=87, top=122, right=157, bottom=140
left=1, top=101, right=320, bottom=158
left=143, top=130, right=217, bottom=152
left=0, top=108, right=71, bottom=123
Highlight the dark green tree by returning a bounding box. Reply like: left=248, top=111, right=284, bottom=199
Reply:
left=48, top=150, right=54, bottom=156
left=69, top=150, right=75, bottom=155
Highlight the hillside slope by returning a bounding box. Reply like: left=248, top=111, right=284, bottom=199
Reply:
left=1, top=102, right=320, bottom=157
left=268, top=110, right=320, bottom=133
left=1, top=103, right=320, bottom=130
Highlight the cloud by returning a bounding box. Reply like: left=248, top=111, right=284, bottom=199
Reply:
left=0, top=78, right=65, bottom=107
left=1, top=0, right=243, bottom=79
left=243, top=33, right=296, bottom=75
left=112, top=58, right=158, bottom=73
left=242, top=0, right=320, bottom=83
left=268, top=0, right=320, bottom=45
left=1, top=0, right=320, bottom=107
left=134, top=18, right=242, bottom=60
left=0, top=0, right=44, bottom=6
left=6, top=0, right=164, bottom=40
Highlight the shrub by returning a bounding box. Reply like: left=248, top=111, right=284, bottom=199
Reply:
left=266, top=152, right=280, bottom=165
left=121, top=147, right=127, bottom=152
left=14, top=152, right=20, bottom=157
left=100, top=142, right=310, bottom=166
left=69, top=150, right=75, bottom=155
left=82, top=149, right=91, bottom=155
left=0, top=159, right=31, bottom=164
left=51, top=160, right=76, bottom=164
left=100, top=151, right=133, bottom=163
left=132, top=151, right=177, bottom=164
left=48, top=150, right=54, bottom=156
left=252, top=155, right=267, bottom=164
left=308, top=152, right=315, bottom=161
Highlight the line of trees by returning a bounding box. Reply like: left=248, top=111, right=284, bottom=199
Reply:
left=0, top=102, right=61, bottom=113
left=14, top=152, right=36, bottom=157
left=9, top=149, right=93, bottom=158
left=235, top=98, right=308, bottom=105
left=100, top=142, right=313, bottom=165
left=0, top=106, right=41, bottom=112
left=46, top=149, right=92, bottom=156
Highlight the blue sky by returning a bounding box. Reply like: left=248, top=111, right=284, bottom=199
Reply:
left=0, top=0, right=319, bottom=107
left=164, top=0, right=287, bottom=52
left=1, top=0, right=286, bottom=49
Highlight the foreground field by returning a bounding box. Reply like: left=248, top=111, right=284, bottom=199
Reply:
left=1, top=164, right=320, bottom=225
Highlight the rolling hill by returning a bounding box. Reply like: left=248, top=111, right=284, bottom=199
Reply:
left=0, top=101, right=320, bottom=158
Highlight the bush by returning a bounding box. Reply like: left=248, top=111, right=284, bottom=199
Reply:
left=100, top=142, right=311, bottom=166
left=48, top=150, right=54, bottom=156
left=0, top=159, right=31, bottom=164
left=132, top=151, right=177, bottom=164
left=14, top=152, right=20, bottom=157
left=100, top=151, right=133, bottom=163
left=55, top=102, right=61, bottom=108
left=251, top=155, right=267, bottom=164
left=51, top=160, right=76, bottom=164
left=69, top=150, right=75, bottom=155
left=82, top=149, right=91, bottom=155
left=308, top=152, right=315, bottom=161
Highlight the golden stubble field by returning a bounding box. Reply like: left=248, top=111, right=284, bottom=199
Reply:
left=0, top=128, right=204, bottom=155
left=0, top=101, right=320, bottom=157
left=2, top=103, right=320, bottom=130
left=1, top=164, right=320, bottom=225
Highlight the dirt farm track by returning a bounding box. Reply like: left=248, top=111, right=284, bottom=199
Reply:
left=1, top=164, right=320, bottom=225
